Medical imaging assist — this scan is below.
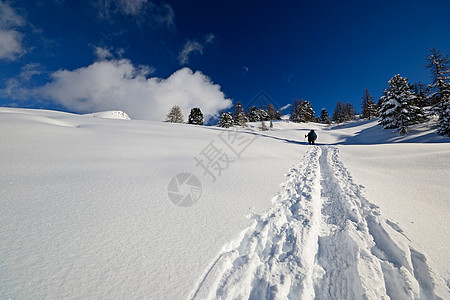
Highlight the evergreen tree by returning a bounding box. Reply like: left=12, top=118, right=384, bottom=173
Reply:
left=377, top=97, right=384, bottom=108
left=436, top=101, right=450, bottom=136
left=248, top=106, right=261, bottom=122
left=290, top=100, right=299, bottom=122
left=425, top=48, right=450, bottom=135
left=425, top=48, right=450, bottom=108
left=409, top=85, right=427, bottom=125
left=301, top=101, right=315, bottom=122
left=233, top=101, right=247, bottom=126
left=379, top=89, right=396, bottom=129
left=412, top=82, right=429, bottom=107
left=290, top=99, right=315, bottom=122
left=332, top=101, right=355, bottom=123
left=396, top=98, right=412, bottom=134
left=165, top=105, right=184, bottom=123
left=275, top=109, right=283, bottom=120
left=332, top=101, right=345, bottom=123
left=379, top=74, right=425, bottom=133
left=297, top=100, right=307, bottom=122
left=408, top=101, right=427, bottom=125
left=187, top=108, right=203, bottom=125
left=218, top=112, right=234, bottom=128
left=267, top=104, right=276, bottom=120
left=319, top=108, right=331, bottom=124
left=361, top=89, right=379, bottom=119
left=343, top=102, right=356, bottom=121
left=259, top=109, right=270, bottom=121
left=260, top=121, right=269, bottom=131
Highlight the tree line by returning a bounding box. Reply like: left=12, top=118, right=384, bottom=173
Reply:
left=288, top=99, right=357, bottom=125
left=165, top=101, right=282, bottom=129
left=216, top=102, right=283, bottom=129
left=285, top=48, right=449, bottom=135
left=378, top=48, right=449, bottom=135
left=165, top=106, right=204, bottom=125
left=165, top=48, right=450, bottom=136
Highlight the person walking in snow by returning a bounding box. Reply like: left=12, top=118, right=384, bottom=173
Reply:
left=305, top=130, right=317, bottom=145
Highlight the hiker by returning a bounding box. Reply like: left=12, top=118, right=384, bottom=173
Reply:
left=305, top=130, right=317, bottom=145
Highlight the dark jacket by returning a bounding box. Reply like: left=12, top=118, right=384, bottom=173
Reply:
left=306, top=130, right=317, bottom=141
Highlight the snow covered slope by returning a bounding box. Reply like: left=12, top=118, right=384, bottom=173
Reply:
left=0, top=107, right=448, bottom=299
left=190, top=146, right=443, bottom=299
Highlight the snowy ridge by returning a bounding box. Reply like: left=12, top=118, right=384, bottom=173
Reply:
left=189, top=146, right=441, bottom=300
left=83, top=110, right=131, bottom=120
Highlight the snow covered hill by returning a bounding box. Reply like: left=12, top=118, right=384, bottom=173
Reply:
left=0, top=107, right=449, bottom=299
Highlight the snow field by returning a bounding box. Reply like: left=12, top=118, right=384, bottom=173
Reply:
left=190, top=145, right=442, bottom=299
left=338, top=144, right=450, bottom=298
left=0, top=107, right=303, bottom=299
left=1, top=107, right=448, bottom=299
left=318, top=146, right=441, bottom=299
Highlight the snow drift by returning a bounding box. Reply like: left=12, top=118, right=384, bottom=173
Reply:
left=84, top=110, right=131, bottom=120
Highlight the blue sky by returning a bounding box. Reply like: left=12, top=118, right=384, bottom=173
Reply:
left=1, top=0, right=450, bottom=121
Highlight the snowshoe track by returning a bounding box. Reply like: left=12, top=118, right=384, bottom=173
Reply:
left=189, top=146, right=441, bottom=300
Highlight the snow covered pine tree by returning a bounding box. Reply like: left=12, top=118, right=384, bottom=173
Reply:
left=379, top=74, right=425, bottom=134
left=425, top=48, right=450, bottom=136
left=290, top=99, right=315, bottom=123
left=218, top=112, right=234, bottom=128
left=188, top=108, right=204, bottom=125
left=332, top=101, right=355, bottom=123
left=233, top=101, right=248, bottom=127
left=437, top=101, right=450, bottom=135
left=248, top=106, right=261, bottom=122
left=319, top=108, right=331, bottom=124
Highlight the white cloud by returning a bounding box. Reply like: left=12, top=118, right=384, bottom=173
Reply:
left=95, top=0, right=175, bottom=29
left=6, top=59, right=232, bottom=122
left=178, top=33, right=216, bottom=65
left=0, top=30, right=23, bottom=60
left=0, top=1, right=25, bottom=27
left=93, top=46, right=113, bottom=61
left=116, top=48, right=125, bottom=57
left=178, top=40, right=204, bottom=65
left=149, top=2, right=175, bottom=29
left=20, top=63, right=44, bottom=81
left=92, top=46, right=156, bottom=74
left=116, top=0, right=147, bottom=15
left=0, top=1, right=26, bottom=60
left=204, top=33, right=215, bottom=44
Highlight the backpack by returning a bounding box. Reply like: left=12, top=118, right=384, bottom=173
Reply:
left=311, top=131, right=317, bottom=139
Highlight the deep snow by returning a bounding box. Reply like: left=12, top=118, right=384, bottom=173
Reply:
left=0, top=107, right=449, bottom=299
left=190, top=146, right=444, bottom=299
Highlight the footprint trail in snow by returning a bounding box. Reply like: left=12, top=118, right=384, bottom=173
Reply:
left=189, top=146, right=442, bottom=300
